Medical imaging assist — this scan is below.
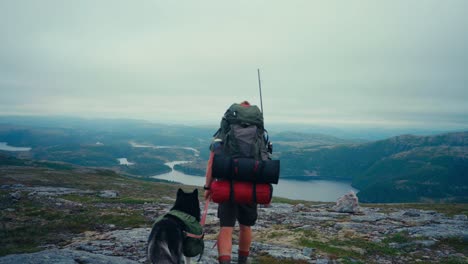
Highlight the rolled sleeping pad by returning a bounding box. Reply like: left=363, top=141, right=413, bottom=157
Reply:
left=232, top=158, right=259, bottom=182
left=212, top=155, right=280, bottom=184
left=233, top=158, right=280, bottom=184
left=212, top=154, right=232, bottom=179
left=211, top=180, right=273, bottom=205
left=262, top=159, right=280, bottom=184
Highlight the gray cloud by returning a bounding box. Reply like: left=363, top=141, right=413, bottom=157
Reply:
left=1, top=0, right=467, bottom=129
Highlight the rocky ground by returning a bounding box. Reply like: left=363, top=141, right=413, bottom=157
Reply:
left=1, top=184, right=467, bottom=264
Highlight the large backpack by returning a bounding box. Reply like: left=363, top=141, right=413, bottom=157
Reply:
left=213, top=103, right=270, bottom=161
left=210, top=103, right=280, bottom=205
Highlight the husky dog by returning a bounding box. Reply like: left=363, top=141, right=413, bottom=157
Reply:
left=148, top=188, right=201, bottom=264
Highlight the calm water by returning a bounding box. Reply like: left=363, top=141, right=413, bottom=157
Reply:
left=0, top=142, right=31, bottom=151
left=152, top=161, right=358, bottom=202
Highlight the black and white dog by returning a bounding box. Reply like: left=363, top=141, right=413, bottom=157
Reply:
left=148, top=188, right=201, bottom=264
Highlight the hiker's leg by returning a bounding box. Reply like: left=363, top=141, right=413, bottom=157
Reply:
left=218, top=227, right=233, bottom=263
left=238, top=224, right=252, bottom=264
left=217, top=202, right=237, bottom=263
left=239, top=224, right=252, bottom=251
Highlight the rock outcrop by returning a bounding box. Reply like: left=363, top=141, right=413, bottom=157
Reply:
left=1, top=184, right=467, bottom=263
left=332, top=191, right=360, bottom=213
left=0, top=249, right=139, bottom=264
left=2, top=201, right=466, bottom=264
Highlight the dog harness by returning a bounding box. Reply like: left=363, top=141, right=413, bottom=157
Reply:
left=154, top=210, right=204, bottom=258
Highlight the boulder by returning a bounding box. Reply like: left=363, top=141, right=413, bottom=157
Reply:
left=9, top=191, right=21, bottom=200
left=99, top=190, right=119, bottom=198
left=332, top=191, right=360, bottom=213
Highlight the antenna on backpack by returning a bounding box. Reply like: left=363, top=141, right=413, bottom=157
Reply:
left=257, top=68, right=263, bottom=113
left=257, top=68, right=272, bottom=154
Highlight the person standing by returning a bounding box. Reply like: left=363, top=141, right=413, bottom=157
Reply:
left=204, top=101, right=264, bottom=264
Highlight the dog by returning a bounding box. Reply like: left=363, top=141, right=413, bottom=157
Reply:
left=148, top=188, right=201, bottom=264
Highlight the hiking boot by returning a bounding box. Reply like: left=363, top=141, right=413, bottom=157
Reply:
left=238, top=255, right=249, bottom=264
left=238, top=250, right=250, bottom=264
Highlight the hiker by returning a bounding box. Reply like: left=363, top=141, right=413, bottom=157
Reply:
left=204, top=100, right=265, bottom=264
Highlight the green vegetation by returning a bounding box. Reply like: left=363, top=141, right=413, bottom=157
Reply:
left=361, top=203, right=468, bottom=217
left=0, top=198, right=147, bottom=256
left=0, top=157, right=195, bottom=256
left=61, top=194, right=155, bottom=205
left=0, top=119, right=212, bottom=178
left=298, top=237, right=397, bottom=260
left=438, top=238, right=468, bottom=256
left=442, top=256, right=468, bottom=264
left=382, top=232, right=412, bottom=244
left=267, top=231, right=287, bottom=239
left=294, top=228, right=468, bottom=263
left=174, top=160, right=206, bottom=176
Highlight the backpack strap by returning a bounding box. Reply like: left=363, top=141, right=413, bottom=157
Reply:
left=213, top=128, right=221, bottom=138
left=229, top=179, right=235, bottom=203
left=264, top=129, right=269, bottom=145
left=184, top=231, right=204, bottom=240
left=252, top=182, right=257, bottom=204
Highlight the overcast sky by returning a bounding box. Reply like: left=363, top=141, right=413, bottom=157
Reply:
left=1, top=0, right=467, bottom=129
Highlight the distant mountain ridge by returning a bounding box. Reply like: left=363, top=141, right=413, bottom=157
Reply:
left=280, top=131, right=468, bottom=203
left=0, top=116, right=467, bottom=203
left=271, top=131, right=364, bottom=152
left=272, top=131, right=360, bottom=144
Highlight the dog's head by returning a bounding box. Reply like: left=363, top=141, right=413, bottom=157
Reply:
left=171, top=188, right=201, bottom=221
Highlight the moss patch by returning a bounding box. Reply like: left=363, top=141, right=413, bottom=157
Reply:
left=298, top=236, right=398, bottom=260
left=361, top=203, right=468, bottom=217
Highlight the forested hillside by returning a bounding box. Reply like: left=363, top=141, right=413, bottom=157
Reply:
left=279, top=132, right=468, bottom=202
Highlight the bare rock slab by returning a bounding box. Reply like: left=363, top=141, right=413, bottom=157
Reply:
left=0, top=249, right=139, bottom=264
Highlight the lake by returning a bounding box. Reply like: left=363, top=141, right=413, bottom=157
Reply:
left=152, top=161, right=358, bottom=202
left=0, top=142, right=31, bottom=152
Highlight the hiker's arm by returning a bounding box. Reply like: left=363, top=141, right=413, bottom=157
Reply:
left=204, top=151, right=214, bottom=200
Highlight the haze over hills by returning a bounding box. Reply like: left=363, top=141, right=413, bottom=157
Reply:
left=0, top=115, right=467, bottom=203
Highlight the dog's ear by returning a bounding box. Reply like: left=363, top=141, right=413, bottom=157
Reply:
left=177, top=188, right=184, bottom=196
left=192, top=189, right=198, bottom=195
